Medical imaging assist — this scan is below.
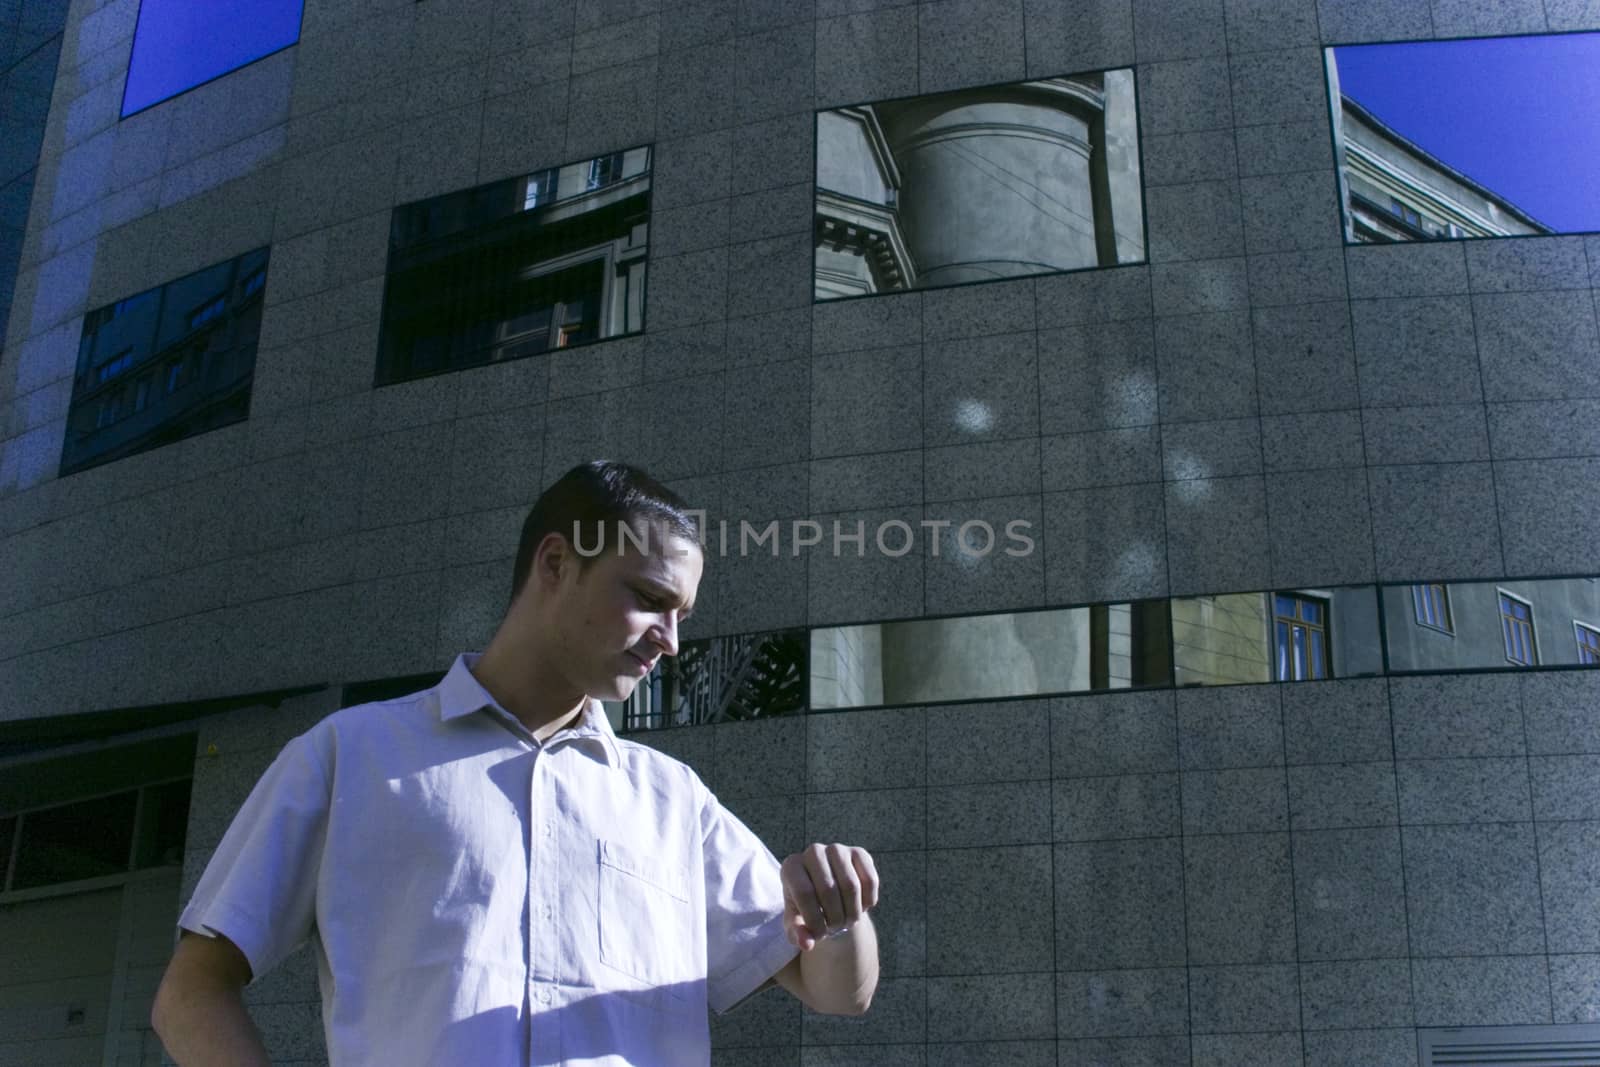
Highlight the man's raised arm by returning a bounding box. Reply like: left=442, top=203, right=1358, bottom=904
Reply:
left=151, top=931, right=272, bottom=1067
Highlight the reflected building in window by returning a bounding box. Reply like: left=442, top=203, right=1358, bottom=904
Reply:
left=814, top=70, right=1145, bottom=299
left=1171, top=587, right=1383, bottom=686
left=1384, top=578, right=1600, bottom=671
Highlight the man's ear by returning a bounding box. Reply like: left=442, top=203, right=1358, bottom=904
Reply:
left=533, top=530, right=575, bottom=591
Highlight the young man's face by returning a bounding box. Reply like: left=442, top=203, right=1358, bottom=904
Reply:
left=547, top=523, right=704, bottom=703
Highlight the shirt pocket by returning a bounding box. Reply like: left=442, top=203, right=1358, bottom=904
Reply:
left=596, top=838, right=696, bottom=1002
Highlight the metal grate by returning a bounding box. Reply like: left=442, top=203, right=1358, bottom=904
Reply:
left=1420, top=1024, right=1600, bottom=1066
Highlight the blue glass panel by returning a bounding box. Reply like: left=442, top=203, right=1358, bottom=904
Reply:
left=122, top=0, right=305, bottom=117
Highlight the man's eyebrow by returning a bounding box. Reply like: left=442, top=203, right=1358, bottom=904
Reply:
left=637, top=578, right=694, bottom=616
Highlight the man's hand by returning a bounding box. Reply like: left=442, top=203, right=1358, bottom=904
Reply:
left=780, top=842, right=880, bottom=951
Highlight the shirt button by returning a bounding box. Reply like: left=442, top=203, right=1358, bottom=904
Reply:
left=543, top=823, right=554, bottom=838
left=543, top=905, right=554, bottom=921
left=538, top=988, right=553, bottom=1004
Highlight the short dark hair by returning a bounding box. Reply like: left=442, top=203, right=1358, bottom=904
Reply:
left=509, top=460, right=701, bottom=603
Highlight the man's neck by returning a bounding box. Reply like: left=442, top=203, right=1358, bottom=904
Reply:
left=471, top=640, right=589, bottom=741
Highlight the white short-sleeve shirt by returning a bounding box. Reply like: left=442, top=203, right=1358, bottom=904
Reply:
left=180, top=653, right=798, bottom=1066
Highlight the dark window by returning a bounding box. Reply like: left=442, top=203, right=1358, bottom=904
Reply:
left=625, top=630, right=807, bottom=731
left=1499, top=592, right=1537, bottom=665
left=1412, top=582, right=1452, bottom=633
left=1577, top=623, right=1600, bottom=665
left=122, top=0, right=305, bottom=117
left=10, top=792, right=138, bottom=891
left=133, top=779, right=193, bottom=869
left=0, top=816, right=14, bottom=889
left=61, top=247, right=267, bottom=477
left=1274, top=593, right=1330, bottom=681
left=377, top=148, right=651, bottom=386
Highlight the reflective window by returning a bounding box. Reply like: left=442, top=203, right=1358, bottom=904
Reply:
left=1327, top=33, right=1600, bottom=242
left=1412, top=582, right=1453, bottom=634
left=62, top=248, right=267, bottom=477
left=10, top=791, right=137, bottom=890
left=1384, top=578, right=1600, bottom=671
left=1274, top=593, right=1329, bottom=681
left=1578, top=622, right=1600, bottom=665
left=621, top=630, right=806, bottom=730
left=814, top=69, right=1145, bottom=300
left=1174, top=586, right=1382, bottom=686
left=377, top=147, right=651, bottom=386
left=123, top=0, right=304, bottom=117
left=810, top=602, right=1171, bottom=710
left=1500, top=591, right=1538, bottom=666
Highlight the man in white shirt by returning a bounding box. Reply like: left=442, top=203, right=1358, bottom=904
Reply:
left=152, top=460, right=881, bottom=1066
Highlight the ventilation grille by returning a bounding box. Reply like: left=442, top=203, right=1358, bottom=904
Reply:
left=1421, top=1024, right=1600, bottom=1066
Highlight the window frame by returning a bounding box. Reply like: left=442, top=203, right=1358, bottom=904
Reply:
left=1411, top=582, right=1454, bottom=634
left=1576, top=620, right=1600, bottom=665
left=1497, top=588, right=1539, bottom=666
left=1272, top=591, right=1332, bottom=682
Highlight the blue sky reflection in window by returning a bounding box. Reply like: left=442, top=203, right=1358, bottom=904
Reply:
left=121, top=0, right=305, bottom=117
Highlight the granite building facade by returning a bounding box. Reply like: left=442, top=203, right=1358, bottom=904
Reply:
left=2, top=1, right=1600, bottom=1065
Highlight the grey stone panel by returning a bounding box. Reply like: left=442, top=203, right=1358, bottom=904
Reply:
left=815, top=9, right=919, bottom=108
left=1267, top=466, right=1376, bottom=587
left=922, top=332, right=1040, bottom=447
left=566, top=57, right=660, bottom=159
left=540, top=389, right=643, bottom=483
left=915, top=0, right=1026, bottom=95
left=1132, top=0, right=1227, bottom=60
left=1345, top=242, right=1469, bottom=300
left=658, top=41, right=739, bottom=137
left=720, top=460, right=808, bottom=521
left=644, top=321, right=727, bottom=381
left=1044, top=426, right=1163, bottom=490
left=926, top=698, right=1052, bottom=784
left=805, top=788, right=926, bottom=852
left=712, top=718, right=806, bottom=799
left=1037, top=320, right=1160, bottom=434
left=1260, top=411, right=1365, bottom=474
left=358, top=421, right=457, bottom=530
left=1549, top=954, right=1600, bottom=1023
left=1056, top=968, right=1190, bottom=1038
left=1145, top=180, right=1245, bottom=263
left=1052, top=690, right=1181, bottom=778
left=810, top=345, right=921, bottom=457
left=1175, top=683, right=1282, bottom=770
left=647, top=247, right=729, bottom=331
left=1023, top=0, right=1136, bottom=77
left=274, top=130, right=402, bottom=241
left=924, top=438, right=1041, bottom=503
left=1182, top=767, right=1288, bottom=834
left=651, top=199, right=733, bottom=260
left=1538, top=821, right=1600, bottom=953
left=1161, top=417, right=1261, bottom=480
left=928, top=1042, right=1053, bottom=1067
left=1139, top=58, right=1234, bottom=136
left=926, top=845, right=1053, bottom=973
left=1465, top=236, right=1592, bottom=294
left=1397, top=757, right=1531, bottom=825
left=722, top=358, right=810, bottom=469
left=1404, top=822, right=1545, bottom=957
left=1226, top=0, right=1320, bottom=50
left=1241, top=171, right=1343, bottom=255
left=1035, top=266, right=1153, bottom=328
left=926, top=780, right=1052, bottom=849
left=806, top=705, right=926, bottom=792
left=1316, top=0, right=1432, bottom=41
left=1547, top=0, right=1600, bottom=30
left=801, top=1049, right=917, bottom=1067
left=1299, top=959, right=1413, bottom=1030
left=1150, top=258, right=1249, bottom=315
left=1366, top=463, right=1504, bottom=581
left=661, top=0, right=736, bottom=52
left=1496, top=458, right=1600, bottom=576
left=728, top=232, right=813, bottom=319
left=801, top=976, right=926, bottom=1044
left=1389, top=675, right=1525, bottom=759
left=1188, top=963, right=1299, bottom=1033
left=731, top=112, right=814, bottom=197
left=652, top=129, right=733, bottom=209
left=727, top=306, right=813, bottom=367
left=1041, top=482, right=1169, bottom=603
left=1192, top=1032, right=1303, bottom=1067
left=1142, top=131, right=1239, bottom=189
left=569, top=12, right=658, bottom=77
left=807, top=504, right=925, bottom=623
left=922, top=494, right=1046, bottom=615
left=732, top=793, right=807, bottom=860
left=1429, top=0, right=1546, bottom=35
left=1281, top=679, right=1390, bottom=763
left=1184, top=833, right=1296, bottom=965
left=1230, top=48, right=1326, bottom=127
left=1303, top=1029, right=1418, bottom=1067
left=1058, top=1035, right=1192, bottom=1065
left=1292, top=826, right=1409, bottom=960
left=1246, top=251, right=1347, bottom=310
left=1287, top=762, right=1399, bottom=830
left=1473, top=290, right=1600, bottom=403
left=730, top=181, right=812, bottom=245
left=1411, top=955, right=1553, bottom=1027
left=733, top=24, right=814, bottom=125
left=1053, top=773, right=1182, bottom=841
left=1522, top=671, right=1600, bottom=755
left=870, top=849, right=927, bottom=979
left=1155, top=310, right=1257, bottom=422
left=1164, top=475, right=1271, bottom=595
left=1361, top=405, right=1491, bottom=466
left=631, top=724, right=716, bottom=785
left=810, top=451, right=921, bottom=513
left=711, top=984, right=797, bottom=1048
left=1487, top=399, right=1600, bottom=460
left=340, top=569, right=448, bottom=683
left=1236, top=120, right=1335, bottom=178
left=926, top=973, right=1056, bottom=1041
left=922, top=277, right=1036, bottom=343
left=1531, top=756, right=1600, bottom=821
left=446, top=407, right=546, bottom=518
left=1055, top=837, right=1188, bottom=969
left=813, top=291, right=923, bottom=355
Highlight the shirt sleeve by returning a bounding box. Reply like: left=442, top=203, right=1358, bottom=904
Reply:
left=178, top=730, right=330, bottom=983
left=700, top=790, right=799, bottom=1014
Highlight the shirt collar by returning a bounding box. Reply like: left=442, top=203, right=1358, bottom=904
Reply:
left=436, top=652, right=622, bottom=768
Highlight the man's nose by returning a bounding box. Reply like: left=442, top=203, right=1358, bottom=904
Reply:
left=652, top=612, right=680, bottom=657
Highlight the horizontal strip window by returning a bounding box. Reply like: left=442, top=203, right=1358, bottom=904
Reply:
left=616, top=575, right=1600, bottom=731
left=1, top=776, right=192, bottom=895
